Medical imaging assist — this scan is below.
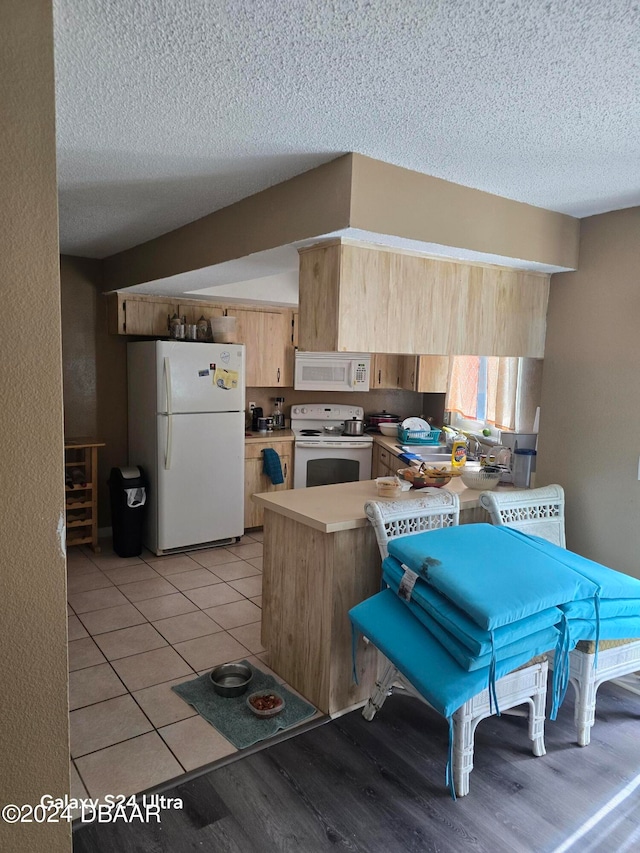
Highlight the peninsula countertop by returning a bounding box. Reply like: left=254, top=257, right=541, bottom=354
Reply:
left=252, top=476, right=502, bottom=534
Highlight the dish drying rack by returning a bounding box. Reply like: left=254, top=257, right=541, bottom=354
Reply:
left=397, top=426, right=442, bottom=445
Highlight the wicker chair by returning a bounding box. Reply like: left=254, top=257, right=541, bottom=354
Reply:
left=480, top=484, right=640, bottom=746
left=361, top=493, right=547, bottom=797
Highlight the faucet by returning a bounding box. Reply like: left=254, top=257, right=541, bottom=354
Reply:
left=466, top=435, right=482, bottom=461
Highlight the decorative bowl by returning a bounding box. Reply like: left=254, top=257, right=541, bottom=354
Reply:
left=415, top=473, right=452, bottom=489
left=246, top=690, right=286, bottom=717
left=398, top=467, right=453, bottom=489
left=460, top=469, right=502, bottom=491
left=378, top=423, right=400, bottom=437
left=210, top=663, right=253, bottom=697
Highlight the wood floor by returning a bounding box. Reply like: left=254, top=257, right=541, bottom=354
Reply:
left=73, top=681, right=640, bottom=852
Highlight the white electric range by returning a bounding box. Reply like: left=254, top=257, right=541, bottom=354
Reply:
left=291, top=404, right=373, bottom=489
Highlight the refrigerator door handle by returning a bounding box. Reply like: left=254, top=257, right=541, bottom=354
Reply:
left=162, top=356, right=174, bottom=468
left=163, top=357, right=173, bottom=414
left=165, top=415, right=173, bottom=469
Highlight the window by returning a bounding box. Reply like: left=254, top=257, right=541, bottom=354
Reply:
left=446, top=356, right=543, bottom=433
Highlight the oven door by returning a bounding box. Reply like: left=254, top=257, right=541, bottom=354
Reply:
left=293, top=441, right=372, bottom=489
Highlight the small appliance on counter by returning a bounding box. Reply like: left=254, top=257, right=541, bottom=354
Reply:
left=271, top=396, right=285, bottom=430
left=365, top=411, right=400, bottom=432
left=251, top=406, right=264, bottom=432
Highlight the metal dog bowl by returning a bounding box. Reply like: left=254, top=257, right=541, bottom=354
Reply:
left=209, top=663, right=253, bottom=697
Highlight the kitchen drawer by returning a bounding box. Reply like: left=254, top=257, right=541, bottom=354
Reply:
left=245, top=439, right=293, bottom=460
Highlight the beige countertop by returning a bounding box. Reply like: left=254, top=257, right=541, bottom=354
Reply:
left=244, top=429, right=294, bottom=444
left=252, top=476, right=513, bottom=534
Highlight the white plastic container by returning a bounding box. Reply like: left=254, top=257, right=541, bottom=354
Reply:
left=513, top=449, right=537, bottom=488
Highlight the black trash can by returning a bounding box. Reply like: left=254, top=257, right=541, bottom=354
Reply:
left=108, top=466, right=147, bottom=557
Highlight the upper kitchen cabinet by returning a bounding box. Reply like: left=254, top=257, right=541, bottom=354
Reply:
left=226, top=307, right=293, bottom=387
left=298, top=241, right=550, bottom=358
left=371, top=353, right=450, bottom=392
left=370, top=354, right=403, bottom=389
left=179, top=302, right=223, bottom=325
left=107, top=293, right=179, bottom=336
left=400, top=355, right=450, bottom=392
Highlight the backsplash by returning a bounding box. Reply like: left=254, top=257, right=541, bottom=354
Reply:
left=246, top=388, right=446, bottom=427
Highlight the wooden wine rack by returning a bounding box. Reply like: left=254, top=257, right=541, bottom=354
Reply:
left=64, top=439, right=105, bottom=552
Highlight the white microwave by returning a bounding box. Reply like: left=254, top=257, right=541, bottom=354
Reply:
left=294, top=352, right=371, bottom=392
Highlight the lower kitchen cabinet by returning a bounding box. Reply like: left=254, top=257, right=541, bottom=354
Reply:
left=372, top=442, right=406, bottom=478
left=244, top=439, right=293, bottom=528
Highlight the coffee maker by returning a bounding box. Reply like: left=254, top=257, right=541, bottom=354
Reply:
left=251, top=406, right=263, bottom=432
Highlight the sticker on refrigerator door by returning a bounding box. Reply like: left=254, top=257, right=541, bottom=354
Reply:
left=213, top=367, right=238, bottom=389
left=198, top=369, right=210, bottom=377
left=220, top=351, right=230, bottom=364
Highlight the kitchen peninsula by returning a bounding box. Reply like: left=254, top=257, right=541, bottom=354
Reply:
left=253, top=478, right=491, bottom=716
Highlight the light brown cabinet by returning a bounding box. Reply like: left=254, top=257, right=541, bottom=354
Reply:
left=179, top=302, right=223, bottom=327
left=298, top=241, right=550, bottom=357
left=372, top=443, right=405, bottom=478
left=371, top=353, right=449, bottom=392
left=107, top=293, right=179, bottom=336
left=399, top=355, right=450, bottom=392
left=107, top=292, right=296, bottom=388
left=227, top=308, right=293, bottom=387
left=244, top=440, right=293, bottom=528
left=370, top=354, right=403, bottom=389
left=64, top=440, right=105, bottom=551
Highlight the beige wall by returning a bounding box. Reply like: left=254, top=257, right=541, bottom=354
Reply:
left=103, top=152, right=579, bottom=292
left=104, top=155, right=354, bottom=288
left=0, top=2, right=70, bottom=851
left=537, top=207, right=640, bottom=577
left=350, top=154, right=580, bottom=270
left=60, top=256, right=129, bottom=525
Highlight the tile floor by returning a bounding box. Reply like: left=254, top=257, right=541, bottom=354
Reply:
left=67, top=531, right=315, bottom=804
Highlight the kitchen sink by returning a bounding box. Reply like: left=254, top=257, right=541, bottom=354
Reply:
left=397, top=445, right=451, bottom=463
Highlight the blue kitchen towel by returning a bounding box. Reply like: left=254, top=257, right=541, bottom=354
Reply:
left=262, top=448, right=284, bottom=485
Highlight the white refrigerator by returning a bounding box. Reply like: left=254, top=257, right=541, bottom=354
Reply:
left=127, top=340, right=245, bottom=555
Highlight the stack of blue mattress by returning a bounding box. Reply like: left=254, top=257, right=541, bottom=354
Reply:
left=349, top=523, right=640, bottom=732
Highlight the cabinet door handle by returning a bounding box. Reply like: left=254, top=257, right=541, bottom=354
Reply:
left=378, top=369, right=381, bottom=384
left=277, top=367, right=281, bottom=383
left=283, top=462, right=288, bottom=478
left=410, top=371, right=415, bottom=386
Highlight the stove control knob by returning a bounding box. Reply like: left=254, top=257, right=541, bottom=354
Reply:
left=300, top=407, right=307, bottom=414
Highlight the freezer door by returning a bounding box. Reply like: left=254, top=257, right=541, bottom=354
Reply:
left=155, top=340, right=245, bottom=413
left=156, top=411, right=244, bottom=551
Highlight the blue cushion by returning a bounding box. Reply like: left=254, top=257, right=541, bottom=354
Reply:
left=398, top=596, right=558, bottom=671
left=562, top=597, right=640, bottom=620
left=387, top=524, right=598, bottom=630
left=503, top=530, right=640, bottom=600
left=348, top=589, right=549, bottom=719
left=383, top=555, right=562, bottom=656
left=568, top=615, right=640, bottom=644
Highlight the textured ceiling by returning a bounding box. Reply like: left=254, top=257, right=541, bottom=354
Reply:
left=54, top=0, right=640, bottom=259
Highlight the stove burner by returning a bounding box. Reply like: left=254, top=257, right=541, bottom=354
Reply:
left=300, top=429, right=322, bottom=436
